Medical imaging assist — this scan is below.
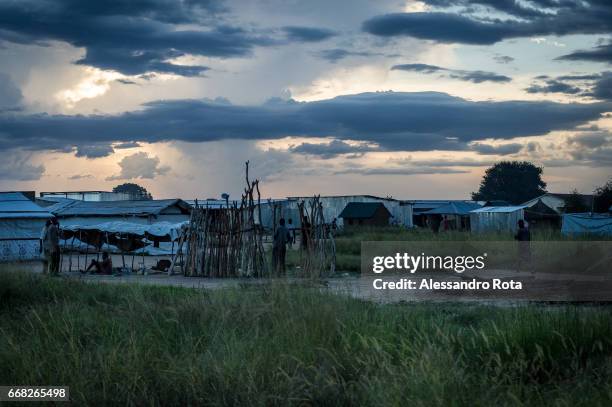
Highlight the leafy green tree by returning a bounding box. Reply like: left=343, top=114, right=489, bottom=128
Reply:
left=112, top=183, right=153, bottom=200
left=593, top=179, right=612, bottom=213
left=563, top=189, right=589, bottom=213
left=471, top=161, right=547, bottom=204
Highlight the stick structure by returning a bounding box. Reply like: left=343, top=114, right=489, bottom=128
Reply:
left=182, top=161, right=268, bottom=277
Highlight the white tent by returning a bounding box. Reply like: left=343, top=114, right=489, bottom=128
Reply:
left=469, top=206, right=525, bottom=234
left=0, top=192, right=52, bottom=261
left=561, top=213, right=612, bottom=236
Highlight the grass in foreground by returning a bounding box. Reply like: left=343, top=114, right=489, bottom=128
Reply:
left=1, top=271, right=612, bottom=406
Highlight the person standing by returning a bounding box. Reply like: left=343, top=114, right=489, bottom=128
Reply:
left=272, top=218, right=291, bottom=275
left=40, top=219, right=51, bottom=274
left=514, top=219, right=532, bottom=272
left=47, top=218, right=61, bottom=275
left=287, top=218, right=295, bottom=248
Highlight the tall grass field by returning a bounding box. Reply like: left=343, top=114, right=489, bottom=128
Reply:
left=1, top=270, right=612, bottom=405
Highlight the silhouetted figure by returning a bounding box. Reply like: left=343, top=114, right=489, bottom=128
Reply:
left=514, top=220, right=531, bottom=241
left=40, top=219, right=51, bottom=274
left=272, top=218, right=291, bottom=275
left=45, top=218, right=60, bottom=275
left=515, top=219, right=532, bottom=272
left=85, top=252, right=113, bottom=275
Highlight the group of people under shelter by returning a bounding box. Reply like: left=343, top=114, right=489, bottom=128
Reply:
left=39, top=219, right=113, bottom=276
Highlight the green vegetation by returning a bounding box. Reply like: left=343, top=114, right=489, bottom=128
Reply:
left=2, top=270, right=612, bottom=405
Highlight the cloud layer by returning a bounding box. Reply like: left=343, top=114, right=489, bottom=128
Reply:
left=392, top=63, right=511, bottom=83
left=1, top=92, right=609, bottom=156
left=363, top=1, right=612, bottom=45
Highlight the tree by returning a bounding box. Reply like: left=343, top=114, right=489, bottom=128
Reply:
left=112, top=183, right=153, bottom=200
left=593, top=178, right=612, bottom=213
left=563, top=189, right=589, bottom=213
left=471, top=161, right=546, bottom=204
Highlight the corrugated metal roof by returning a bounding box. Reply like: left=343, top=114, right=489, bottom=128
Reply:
left=471, top=206, right=526, bottom=213
left=289, top=194, right=398, bottom=202
left=0, top=192, right=53, bottom=219
left=424, top=201, right=482, bottom=215
left=49, top=199, right=191, bottom=217
left=338, top=202, right=391, bottom=219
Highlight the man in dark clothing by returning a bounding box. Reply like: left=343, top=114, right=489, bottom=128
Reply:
left=272, top=218, right=291, bottom=275
left=514, top=220, right=531, bottom=241
left=514, top=219, right=532, bottom=272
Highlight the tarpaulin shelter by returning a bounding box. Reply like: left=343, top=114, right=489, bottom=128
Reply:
left=60, top=221, right=188, bottom=272
left=60, top=221, right=187, bottom=252
left=561, top=213, right=612, bottom=236
left=524, top=199, right=561, bottom=230
left=423, top=201, right=482, bottom=231
left=0, top=192, right=52, bottom=261
left=469, top=206, right=526, bottom=234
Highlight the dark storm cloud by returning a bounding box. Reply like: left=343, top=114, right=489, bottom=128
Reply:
left=392, top=63, right=511, bottom=83
left=113, top=141, right=142, bottom=149
left=74, top=144, right=115, bottom=158
left=316, top=49, right=376, bottom=63
left=363, top=1, right=612, bottom=45
left=567, top=132, right=611, bottom=149
left=335, top=167, right=469, bottom=175
left=290, top=139, right=378, bottom=158
left=282, top=26, right=337, bottom=42
left=525, top=71, right=612, bottom=100
left=557, top=42, right=612, bottom=64
left=526, top=80, right=583, bottom=95
left=0, top=73, right=23, bottom=110
left=494, top=55, right=514, bottom=64
left=0, top=92, right=609, bottom=155
left=592, top=72, right=612, bottom=100
left=0, top=0, right=276, bottom=76
left=470, top=142, right=523, bottom=155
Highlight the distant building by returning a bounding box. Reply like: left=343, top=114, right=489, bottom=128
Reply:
left=287, top=195, right=413, bottom=228
left=469, top=206, right=526, bottom=234
left=406, top=200, right=481, bottom=227
left=339, top=202, right=392, bottom=227
left=422, top=201, right=482, bottom=231
left=483, top=200, right=511, bottom=207
left=0, top=192, right=52, bottom=262
left=40, top=191, right=133, bottom=202
left=522, top=193, right=594, bottom=214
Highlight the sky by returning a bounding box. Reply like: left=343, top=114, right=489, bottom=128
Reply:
left=0, top=0, right=611, bottom=200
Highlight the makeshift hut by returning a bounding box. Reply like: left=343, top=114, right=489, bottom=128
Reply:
left=561, top=213, right=612, bottom=236
left=469, top=206, right=526, bottom=234
left=0, top=192, right=52, bottom=262
left=524, top=199, right=561, bottom=229
left=423, top=201, right=482, bottom=231
left=60, top=221, right=187, bottom=272
left=339, top=202, right=392, bottom=227
left=48, top=199, right=191, bottom=227
left=522, top=193, right=594, bottom=214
